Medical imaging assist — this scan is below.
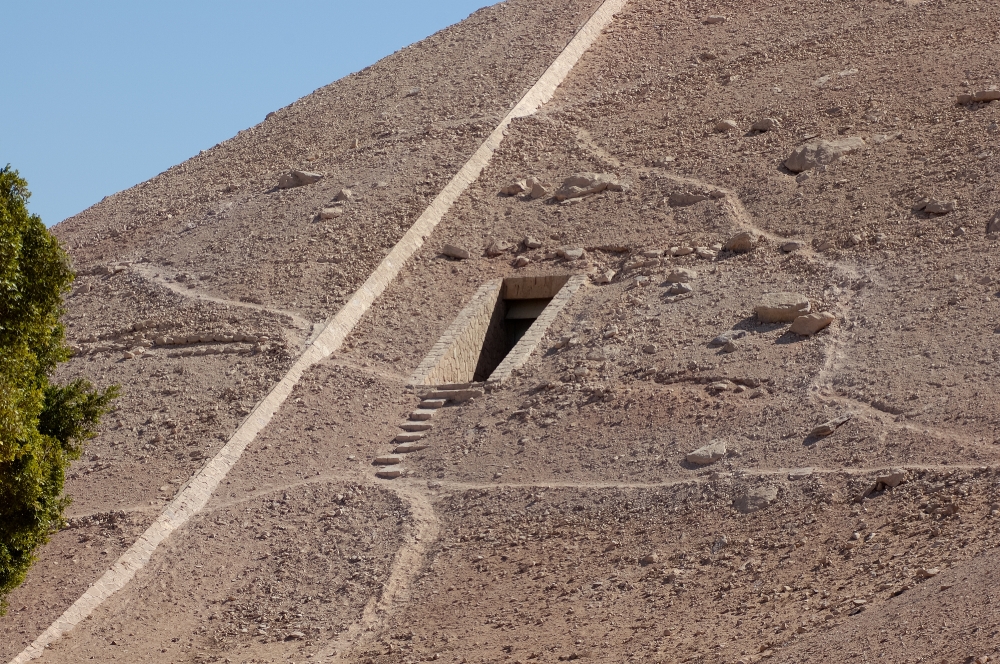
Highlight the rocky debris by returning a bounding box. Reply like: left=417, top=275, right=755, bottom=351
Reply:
left=714, top=119, right=739, bottom=132
left=666, top=268, right=697, bottom=283
left=755, top=292, right=811, bottom=323
left=915, top=567, right=940, bottom=578
left=651, top=156, right=675, bottom=166
left=639, top=552, right=659, bottom=565
left=788, top=468, right=814, bottom=481
left=988, top=211, right=1000, bottom=235
left=668, top=191, right=710, bottom=206
left=525, top=176, right=551, bottom=199
left=553, top=173, right=624, bottom=201
left=593, top=269, right=615, bottom=284
left=319, top=207, right=344, bottom=220
left=557, top=247, right=586, bottom=260
left=709, top=330, right=746, bottom=347
left=958, top=88, right=1000, bottom=104
left=442, top=244, right=470, bottom=260
left=670, top=246, right=695, bottom=256
left=750, top=117, right=780, bottom=132
left=667, top=282, right=693, bottom=295
left=695, top=247, right=716, bottom=260
left=811, top=413, right=852, bottom=437
left=513, top=256, right=531, bottom=267
left=789, top=311, right=836, bottom=336
left=704, top=15, right=726, bottom=24
left=876, top=468, right=907, bottom=489
left=685, top=439, right=727, bottom=465
left=913, top=197, right=956, bottom=214
left=783, top=137, right=866, bottom=173
left=334, top=188, right=353, bottom=202
left=523, top=236, right=543, bottom=249
left=277, top=170, right=324, bottom=189
left=485, top=239, right=511, bottom=257
left=501, top=179, right=528, bottom=196
left=723, top=231, right=755, bottom=253
left=734, top=486, right=778, bottom=513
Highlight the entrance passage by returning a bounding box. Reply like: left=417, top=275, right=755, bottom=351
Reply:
left=410, top=274, right=586, bottom=387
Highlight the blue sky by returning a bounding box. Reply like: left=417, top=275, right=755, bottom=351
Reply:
left=3, top=1, right=493, bottom=226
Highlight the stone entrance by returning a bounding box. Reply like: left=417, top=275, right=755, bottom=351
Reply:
left=409, top=274, right=586, bottom=387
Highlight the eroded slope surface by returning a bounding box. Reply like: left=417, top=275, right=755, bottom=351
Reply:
left=5, top=0, right=1000, bottom=663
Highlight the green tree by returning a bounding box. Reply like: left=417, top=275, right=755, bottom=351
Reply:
left=0, top=165, right=118, bottom=615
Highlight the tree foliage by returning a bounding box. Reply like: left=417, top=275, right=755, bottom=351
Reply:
left=0, top=165, right=118, bottom=614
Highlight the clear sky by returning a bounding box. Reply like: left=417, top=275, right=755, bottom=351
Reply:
left=3, top=1, right=493, bottom=226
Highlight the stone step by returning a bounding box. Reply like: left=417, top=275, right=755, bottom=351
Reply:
left=425, top=388, right=484, bottom=402
left=418, top=398, right=447, bottom=409
left=395, top=432, right=426, bottom=443
left=375, top=466, right=403, bottom=479
left=373, top=455, right=402, bottom=466
left=394, top=442, right=429, bottom=453
left=409, top=409, right=437, bottom=421
left=400, top=421, right=433, bottom=432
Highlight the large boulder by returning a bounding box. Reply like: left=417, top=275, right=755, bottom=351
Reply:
left=554, top=173, right=624, bottom=201
left=734, top=486, right=778, bottom=514
left=755, top=292, right=811, bottom=323
left=790, top=311, right=835, bottom=336
left=686, top=439, right=727, bottom=465
left=784, top=137, right=866, bottom=173
left=277, top=170, right=324, bottom=189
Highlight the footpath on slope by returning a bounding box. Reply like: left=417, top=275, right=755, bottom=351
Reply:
left=9, top=1, right=630, bottom=662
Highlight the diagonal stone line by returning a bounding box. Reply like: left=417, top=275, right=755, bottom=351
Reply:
left=9, top=1, right=628, bottom=661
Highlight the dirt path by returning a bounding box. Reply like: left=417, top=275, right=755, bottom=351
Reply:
left=133, top=263, right=315, bottom=332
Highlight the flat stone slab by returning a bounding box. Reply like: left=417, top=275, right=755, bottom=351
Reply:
left=394, top=443, right=429, bottom=453
left=374, top=455, right=402, bottom=466
left=426, top=388, right=484, bottom=402
left=395, top=432, right=426, bottom=443
left=419, top=399, right=447, bottom=409
left=375, top=466, right=404, bottom=479
left=400, top=422, right=433, bottom=432
left=755, top=292, right=811, bottom=323
left=410, top=409, right=437, bottom=421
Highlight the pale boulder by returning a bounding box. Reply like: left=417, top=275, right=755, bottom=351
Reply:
left=554, top=173, right=624, bottom=201
left=756, top=292, right=811, bottom=323
left=714, top=119, right=739, bottom=133
left=734, top=486, right=778, bottom=514
left=790, top=311, right=835, bottom=336
left=723, top=231, right=755, bottom=253
left=277, top=170, right=324, bottom=189
left=784, top=137, right=866, bottom=173
left=686, top=439, right=726, bottom=465
left=442, top=244, right=470, bottom=260
left=751, top=117, right=780, bottom=132
left=501, top=180, right=527, bottom=196
left=666, top=268, right=697, bottom=283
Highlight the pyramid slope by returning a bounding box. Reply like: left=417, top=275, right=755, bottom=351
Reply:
left=5, top=0, right=1000, bottom=662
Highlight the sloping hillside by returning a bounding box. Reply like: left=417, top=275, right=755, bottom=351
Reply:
left=4, top=0, right=1000, bottom=662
